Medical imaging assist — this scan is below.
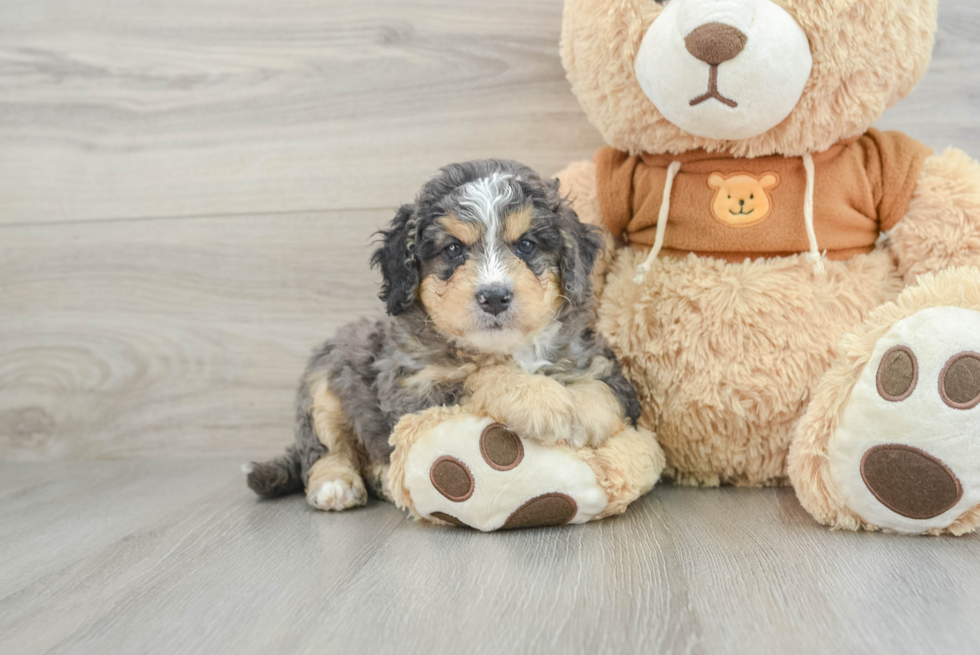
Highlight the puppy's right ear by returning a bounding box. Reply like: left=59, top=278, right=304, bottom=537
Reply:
left=371, top=204, right=420, bottom=316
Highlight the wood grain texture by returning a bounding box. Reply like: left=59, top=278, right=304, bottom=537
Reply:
left=0, top=210, right=385, bottom=459
left=1, top=460, right=979, bottom=655
left=0, top=0, right=604, bottom=224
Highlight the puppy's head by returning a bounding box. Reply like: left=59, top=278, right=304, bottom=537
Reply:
left=372, top=160, right=601, bottom=353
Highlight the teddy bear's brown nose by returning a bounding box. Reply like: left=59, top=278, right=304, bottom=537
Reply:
left=685, top=23, right=748, bottom=65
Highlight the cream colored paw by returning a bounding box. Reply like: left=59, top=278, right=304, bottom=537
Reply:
left=828, top=306, right=980, bottom=534
left=465, top=366, right=592, bottom=448
left=402, top=416, right=608, bottom=531
left=306, top=477, right=367, bottom=512
left=505, top=390, right=586, bottom=448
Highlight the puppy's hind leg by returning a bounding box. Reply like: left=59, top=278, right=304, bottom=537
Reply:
left=304, top=377, right=368, bottom=512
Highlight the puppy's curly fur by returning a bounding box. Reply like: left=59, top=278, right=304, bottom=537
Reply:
left=247, top=160, right=642, bottom=510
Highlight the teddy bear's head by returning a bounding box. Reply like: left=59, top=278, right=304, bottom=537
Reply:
left=561, top=0, right=937, bottom=158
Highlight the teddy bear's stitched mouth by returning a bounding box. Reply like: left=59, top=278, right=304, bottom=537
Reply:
left=689, top=65, right=738, bottom=109
left=729, top=209, right=755, bottom=216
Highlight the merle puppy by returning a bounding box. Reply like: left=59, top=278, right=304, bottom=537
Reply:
left=247, top=160, right=641, bottom=511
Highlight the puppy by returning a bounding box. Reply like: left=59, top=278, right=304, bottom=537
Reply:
left=247, top=160, right=642, bottom=511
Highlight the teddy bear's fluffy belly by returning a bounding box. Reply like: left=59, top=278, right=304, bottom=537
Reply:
left=598, top=246, right=905, bottom=487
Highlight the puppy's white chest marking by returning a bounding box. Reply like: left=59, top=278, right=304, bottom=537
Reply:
left=512, top=322, right=559, bottom=373
left=514, top=351, right=552, bottom=374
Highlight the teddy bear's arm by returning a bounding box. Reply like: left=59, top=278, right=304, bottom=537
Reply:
left=556, top=160, right=616, bottom=299
left=888, top=148, right=980, bottom=283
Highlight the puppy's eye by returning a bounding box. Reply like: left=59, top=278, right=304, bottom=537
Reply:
left=516, top=239, right=537, bottom=256
left=444, top=243, right=465, bottom=260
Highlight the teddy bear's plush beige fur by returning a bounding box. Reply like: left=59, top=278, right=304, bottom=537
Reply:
left=557, top=0, right=980, bottom=534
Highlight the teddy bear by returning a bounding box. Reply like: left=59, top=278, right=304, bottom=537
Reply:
left=553, top=0, right=980, bottom=535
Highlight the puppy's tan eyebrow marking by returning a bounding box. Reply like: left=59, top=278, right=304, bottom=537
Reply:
left=438, top=215, right=483, bottom=245
left=504, top=206, right=534, bottom=242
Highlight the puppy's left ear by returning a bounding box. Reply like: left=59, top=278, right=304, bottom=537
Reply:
left=551, top=180, right=603, bottom=306
left=371, top=204, right=420, bottom=315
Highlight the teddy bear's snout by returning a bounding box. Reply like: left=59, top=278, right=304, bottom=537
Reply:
left=633, top=0, right=813, bottom=141
left=684, top=22, right=747, bottom=66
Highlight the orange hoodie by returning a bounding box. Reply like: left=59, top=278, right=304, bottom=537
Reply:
left=595, top=128, right=932, bottom=262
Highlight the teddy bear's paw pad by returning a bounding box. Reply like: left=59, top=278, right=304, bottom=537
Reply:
left=828, top=307, right=980, bottom=534
left=480, top=424, right=524, bottom=470
left=502, top=493, right=578, bottom=530
left=860, top=445, right=963, bottom=520
left=403, top=417, right=607, bottom=532
left=430, top=457, right=475, bottom=502
left=429, top=512, right=474, bottom=529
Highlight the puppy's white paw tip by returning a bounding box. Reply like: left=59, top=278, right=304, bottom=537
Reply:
left=241, top=463, right=254, bottom=475
left=308, top=479, right=367, bottom=512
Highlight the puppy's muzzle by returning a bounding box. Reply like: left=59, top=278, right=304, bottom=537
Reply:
left=477, top=287, right=513, bottom=316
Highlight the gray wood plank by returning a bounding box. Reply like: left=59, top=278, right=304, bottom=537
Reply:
left=876, top=1, right=980, bottom=149
left=0, top=210, right=386, bottom=459
left=1, top=1, right=978, bottom=225
left=0, top=0, right=604, bottom=224
left=1, top=460, right=978, bottom=655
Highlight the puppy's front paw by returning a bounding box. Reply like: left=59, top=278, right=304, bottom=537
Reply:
left=499, top=386, right=584, bottom=448
left=466, top=367, right=593, bottom=448
left=307, top=477, right=368, bottom=512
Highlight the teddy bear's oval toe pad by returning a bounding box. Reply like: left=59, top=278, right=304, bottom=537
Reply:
left=940, top=352, right=980, bottom=409
left=402, top=415, right=608, bottom=532
left=876, top=346, right=918, bottom=401
left=430, top=457, right=475, bottom=502
left=480, top=424, right=524, bottom=471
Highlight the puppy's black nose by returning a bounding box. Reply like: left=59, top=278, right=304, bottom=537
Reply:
left=477, top=288, right=513, bottom=316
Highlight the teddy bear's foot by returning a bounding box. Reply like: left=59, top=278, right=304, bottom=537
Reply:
left=790, top=267, right=980, bottom=535
left=399, top=416, right=607, bottom=531
left=387, top=407, right=665, bottom=532
left=828, top=306, right=980, bottom=533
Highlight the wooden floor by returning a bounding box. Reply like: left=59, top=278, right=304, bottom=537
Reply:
left=3, top=460, right=980, bottom=655
left=2, top=1, right=980, bottom=653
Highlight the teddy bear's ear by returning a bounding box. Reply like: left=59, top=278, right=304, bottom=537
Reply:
left=371, top=204, right=421, bottom=316
left=759, top=173, right=780, bottom=189
left=708, top=173, right=725, bottom=189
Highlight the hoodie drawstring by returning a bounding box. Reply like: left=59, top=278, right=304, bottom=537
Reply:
left=634, top=160, right=682, bottom=284
left=802, top=152, right=825, bottom=274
